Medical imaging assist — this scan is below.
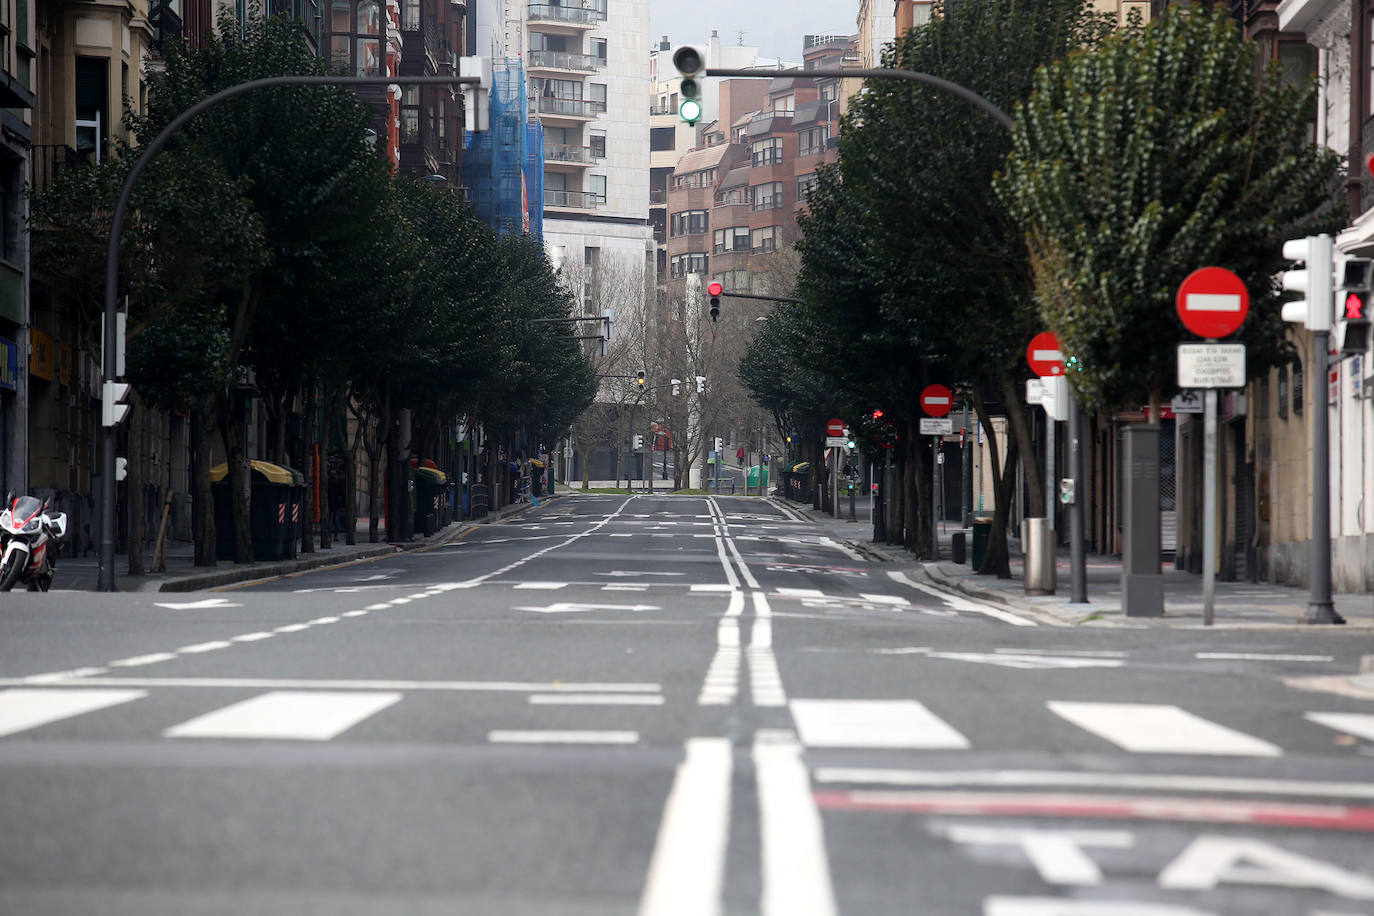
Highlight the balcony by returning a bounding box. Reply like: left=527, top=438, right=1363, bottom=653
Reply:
left=528, top=2, right=606, bottom=29
left=534, top=96, right=606, bottom=120
left=545, top=189, right=602, bottom=209
left=545, top=143, right=594, bottom=165
left=752, top=196, right=782, bottom=212
left=528, top=50, right=602, bottom=73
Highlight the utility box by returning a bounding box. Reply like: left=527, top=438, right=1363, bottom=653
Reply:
left=1121, top=424, right=1163, bottom=616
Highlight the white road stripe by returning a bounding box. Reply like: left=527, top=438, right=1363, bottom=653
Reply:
left=0, top=688, right=146, bottom=737
left=487, top=730, right=639, bottom=744
left=637, top=738, right=733, bottom=916
left=1, top=676, right=660, bottom=693
left=791, top=699, right=969, bottom=749
left=165, top=691, right=401, bottom=740
left=342, top=610, right=368, bottom=617
left=810, top=767, right=1374, bottom=799
left=1304, top=712, right=1374, bottom=742
left=1197, top=653, right=1333, bottom=662
left=603, top=585, right=650, bottom=591
left=754, top=730, right=837, bottom=916
left=274, top=623, right=311, bottom=633
left=889, top=571, right=1039, bottom=626
left=176, top=641, right=232, bottom=654
left=513, top=582, right=567, bottom=589
left=230, top=632, right=273, bottom=642
left=1048, top=701, right=1281, bottom=756
left=859, top=594, right=910, bottom=606
left=775, top=587, right=826, bottom=598
left=109, top=653, right=178, bottom=668
left=691, top=584, right=734, bottom=592
left=528, top=694, right=664, bottom=705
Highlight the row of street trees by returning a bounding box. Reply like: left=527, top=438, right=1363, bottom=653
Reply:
left=744, top=2, right=1340, bottom=573
left=30, top=10, right=596, bottom=568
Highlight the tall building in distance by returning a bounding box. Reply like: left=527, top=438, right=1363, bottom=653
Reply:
left=519, top=0, right=653, bottom=304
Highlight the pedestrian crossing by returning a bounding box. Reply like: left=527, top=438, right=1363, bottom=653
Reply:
left=0, top=686, right=1368, bottom=758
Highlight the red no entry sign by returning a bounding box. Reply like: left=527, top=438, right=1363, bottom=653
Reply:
left=1176, top=267, right=1249, bottom=339
left=920, top=384, right=952, bottom=418
left=1026, top=332, right=1065, bottom=377
left=826, top=417, right=845, bottom=437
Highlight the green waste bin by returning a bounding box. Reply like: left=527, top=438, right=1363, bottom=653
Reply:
left=746, top=464, right=769, bottom=490
left=971, top=517, right=993, bottom=570
left=413, top=466, right=446, bottom=536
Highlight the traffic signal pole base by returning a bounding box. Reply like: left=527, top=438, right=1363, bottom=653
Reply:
left=1305, top=603, right=1346, bottom=625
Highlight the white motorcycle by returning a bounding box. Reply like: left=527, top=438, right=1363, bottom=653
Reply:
left=0, top=493, right=67, bottom=592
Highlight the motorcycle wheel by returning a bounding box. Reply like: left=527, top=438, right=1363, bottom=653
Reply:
left=0, top=555, right=22, bottom=592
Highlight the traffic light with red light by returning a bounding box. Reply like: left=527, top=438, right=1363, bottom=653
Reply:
left=707, top=281, right=722, bottom=321
left=1336, top=255, right=1374, bottom=355
left=872, top=409, right=883, bottom=420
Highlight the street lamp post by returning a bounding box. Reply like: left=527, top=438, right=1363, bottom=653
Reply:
left=98, top=74, right=478, bottom=591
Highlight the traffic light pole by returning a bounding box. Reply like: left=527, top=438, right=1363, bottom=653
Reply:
left=1307, top=329, right=1342, bottom=623
left=98, top=74, right=478, bottom=591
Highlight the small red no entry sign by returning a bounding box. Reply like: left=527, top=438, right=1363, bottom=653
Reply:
left=1026, top=332, right=1065, bottom=377
left=920, top=384, right=952, bottom=418
left=1176, top=267, right=1249, bottom=339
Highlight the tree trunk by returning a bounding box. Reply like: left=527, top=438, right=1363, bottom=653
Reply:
left=1000, top=369, right=1044, bottom=519
left=192, top=396, right=217, bottom=567
left=342, top=398, right=362, bottom=546
left=301, top=381, right=316, bottom=554
left=216, top=389, right=252, bottom=565
left=126, top=392, right=146, bottom=576
left=973, top=387, right=1018, bottom=579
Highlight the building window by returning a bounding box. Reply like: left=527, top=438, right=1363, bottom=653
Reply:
left=750, top=226, right=778, bottom=252
left=590, top=131, right=606, bottom=158
left=1277, top=364, right=1289, bottom=420
left=75, top=56, right=109, bottom=162
left=670, top=253, right=708, bottom=278
left=590, top=174, right=607, bottom=204
left=400, top=85, right=420, bottom=143
left=589, top=83, right=607, bottom=106
left=328, top=0, right=381, bottom=75
left=797, top=173, right=818, bottom=200
left=751, top=137, right=783, bottom=167
left=712, top=226, right=749, bottom=253
left=751, top=181, right=783, bottom=211
left=591, top=37, right=607, bottom=66
left=771, top=93, right=794, bottom=114
left=650, top=126, right=675, bottom=151
left=717, top=269, right=749, bottom=291
left=798, top=126, right=828, bottom=157
left=819, top=80, right=838, bottom=101
left=671, top=210, right=708, bottom=236
left=715, top=186, right=750, bottom=206
left=1292, top=358, right=1303, bottom=414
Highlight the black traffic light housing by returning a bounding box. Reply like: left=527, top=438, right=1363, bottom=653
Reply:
left=673, top=46, right=704, bottom=124
left=635, top=369, right=646, bottom=388
left=1336, top=255, right=1374, bottom=355
left=707, top=280, right=722, bottom=322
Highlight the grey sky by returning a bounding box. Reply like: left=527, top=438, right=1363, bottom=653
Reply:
left=650, top=0, right=859, bottom=64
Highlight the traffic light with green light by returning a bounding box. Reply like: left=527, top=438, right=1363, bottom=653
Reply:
left=673, top=46, right=704, bottom=124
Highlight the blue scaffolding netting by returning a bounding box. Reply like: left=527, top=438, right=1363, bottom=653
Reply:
left=464, top=58, right=542, bottom=240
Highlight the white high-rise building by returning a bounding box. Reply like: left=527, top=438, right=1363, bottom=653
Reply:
left=521, top=0, right=654, bottom=312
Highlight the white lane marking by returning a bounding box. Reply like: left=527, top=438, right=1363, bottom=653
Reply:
left=309, top=617, right=340, bottom=625
left=698, top=648, right=742, bottom=707
left=388, top=598, right=412, bottom=605
left=754, top=730, right=838, bottom=916
left=811, top=767, right=1374, bottom=800
left=725, top=590, right=745, bottom=618
left=724, top=537, right=760, bottom=589
left=996, top=648, right=1126, bottom=658
left=153, top=598, right=241, bottom=610
left=1197, top=653, right=1333, bottom=662
left=109, top=653, right=178, bottom=668
left=176, top=641, right=232, bottom=654
left=231, top=632, right=273, bottom=642
left=513, top=582, right=568, bottom=590
left=791, top=699, right=970, bottom=749
left=0, top=688, right=147, bottom=737
left=365, top=603, right=392, bottom=610
left=691, top=584, right=734, bottom=593
left=858, top=594, right=909, bottom=606
left=274, top=623, right=311, bottom=633
left=515, top=602, right=660, bottom=614
left=1048, top=702, right=1281, bottom=757
left=528, top=694, right=664, bottom=705
left=637, top=737, right=733, bottom=916
left=20, top=667, right=108, bottom=683
left=342, top=610, right=368, bottom=618
left=0, top=676, right=660, bottom=693
left=889, top=571, right=1039, bottom=626
left=945, top=826, right=1133, bottom=886
left=984, top=896, right=1215, bottom=914
left=820, top=537, right=863, bottom=561
left=600, top=571, right=685, bottom=577
left=488, top=730, right=639, bottom=744
left=610, top=533, right=633, bottom=537
left=926, top=650, right=1123, bottom=670
left=749, top=592, right=786, bottom=707
left=603, top=585, right=650, bottom=592
left=165, top=691, right=401, bottom=740
left=776, top=587, right=826, bottom=598
left=1305, top=712, right=1374, bottom=742
left=751, top=591, right=773, bottom=650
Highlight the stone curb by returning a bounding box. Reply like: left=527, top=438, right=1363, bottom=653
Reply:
left=147, top=494, right=554, bottom=593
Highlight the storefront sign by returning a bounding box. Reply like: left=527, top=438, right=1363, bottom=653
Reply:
left=0, top=337, right=15, bottom=391
left=29, top=328, right=53, bottom=382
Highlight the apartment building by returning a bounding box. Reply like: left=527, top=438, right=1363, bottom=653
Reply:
left=0, top=0, right=33, bottom=500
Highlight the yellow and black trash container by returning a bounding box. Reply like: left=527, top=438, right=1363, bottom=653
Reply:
left=210, top=461, right=303, bottom=562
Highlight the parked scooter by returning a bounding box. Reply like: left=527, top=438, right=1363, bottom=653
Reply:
left=0, top=492, right=67, bottom=592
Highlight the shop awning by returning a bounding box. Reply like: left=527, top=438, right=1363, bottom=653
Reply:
left=209, top=460, right=300, bottom=485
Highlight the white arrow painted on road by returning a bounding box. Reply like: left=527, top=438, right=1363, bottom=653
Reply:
left=596, top=571, right=685, bottom=577
left=515, top=603, right=661, bottom=614
left=153, top=598, right=242, bottom=610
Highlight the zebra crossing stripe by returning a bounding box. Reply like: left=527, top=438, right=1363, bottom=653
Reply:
left=790, top=699, right=969, bottom=749
left=1048, top=702, right=1281, bottom=757
left=0, top=688, right=147, bottom=738
left=164, top=691, right=401, bottom=740
left=1304, top=712, right=1374, bottom=742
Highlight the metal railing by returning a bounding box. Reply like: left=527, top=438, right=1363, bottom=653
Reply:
left=545, top=188, right=601, bottom=208
left=528, top=3, right=607, bottom=25
left=650, top=105, right=673, bottom=116
left=535, top=96, right=606, bottom=117
left=752, top=195, right=782, bottom=211
left=528, top=50, right=601, bottom=72
left=545, top=143, right=592, bottom=163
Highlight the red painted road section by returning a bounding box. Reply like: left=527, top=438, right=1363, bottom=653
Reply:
left=813, top=791, right=1374, bottom=832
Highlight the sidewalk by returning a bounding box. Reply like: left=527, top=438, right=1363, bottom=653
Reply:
left=780, top=495, right=1374, bottom=632
left=57, top=493, right=554, bottom=594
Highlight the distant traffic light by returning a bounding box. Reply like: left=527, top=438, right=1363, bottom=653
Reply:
left=872, top=409, right=883, bottom=420
left=671, top=378, right=681, bottom=396
left=636, top=369, right=645, bottom=388
left=1281, top=235, right=1333, bottom=331
left=695, top=375, right=706, bottom=393
left=673, top=46, right=705, bottom=124
left=707, top=281, right=722, bottom=321
left=633, top=434, right=644, bottom=450
left=115, top=457, right=128, bottom=482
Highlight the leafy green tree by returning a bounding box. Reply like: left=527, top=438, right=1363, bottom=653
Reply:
left=996, top=5, right=1344, bottom=414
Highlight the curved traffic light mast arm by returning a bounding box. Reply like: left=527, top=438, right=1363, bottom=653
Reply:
left=98, top=74, right=480, bottom=591
left=704, top=67, right=1013, bottom=133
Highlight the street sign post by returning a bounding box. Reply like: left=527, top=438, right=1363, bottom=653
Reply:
left=824, top=436, right=848, bottom=448
left=1175, top=266, right=1250, bottom=626
left=919, top=385, right=953, bottom=558
left=919, top=418, right=953, bottom=435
